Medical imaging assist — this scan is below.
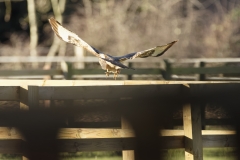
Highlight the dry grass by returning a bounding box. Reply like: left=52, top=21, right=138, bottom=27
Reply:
left=65, top=0, right=240, bottom=59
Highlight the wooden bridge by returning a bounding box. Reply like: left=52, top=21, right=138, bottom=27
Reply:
left=0, top=80, right=239, bottom=160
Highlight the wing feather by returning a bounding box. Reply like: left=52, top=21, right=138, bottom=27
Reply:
left=48, top=17, right=100, bottom=58
left=117, top=40, right=177, bottom=62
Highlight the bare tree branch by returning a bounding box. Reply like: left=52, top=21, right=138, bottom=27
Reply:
left=43, top=0, right=66, bottom=77
left=27, top=0, right=38, bottom=67
left=4, top=0, right=11, bottom=22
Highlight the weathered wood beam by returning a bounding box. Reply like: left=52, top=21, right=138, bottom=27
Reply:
left=183, top=103, right=203, bottom=160
left=0, top=80, right=237, bottom=87
left=0, top=86, right=19, bottom=101
left=28, top=86, right=39, bottom=108
left=121, top=117, right=135, bottom=160
left=0, top=69, right=61, bottom=76
left=0, top=134, right=236, bottom=154
left=37, top=85, right=187, bottom=100
left=172, top=66, right=240, bottom=74
left=0, top=127, right=236, bottom=139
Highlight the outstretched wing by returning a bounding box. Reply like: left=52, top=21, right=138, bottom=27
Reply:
left=117, top=41, right=177, bottom=62
left=48, top=17, right=101, bottom=58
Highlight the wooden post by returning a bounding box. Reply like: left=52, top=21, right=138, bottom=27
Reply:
left=61, top=61, right=73, bottom=80
left=195, top=61, right=205, bottom=81
left=22, top=156, right=29, bottom=160
left=74, top=46, right=85, bottom=69
left=200, top=104, right=206, bottom=130
left=183, top=103, right=203, bottom=160
left=28, top=85, right=39, bottom=108
left=127, top=63, right=133, bottom=80
left=162, top=59, right=172, bottom=80
left=64, top=100, right=74, bottom=126
left=20, top=85, right=29, bottom=110
left=66, top=63, right=73, bottom=80
left=121, top=117, right=134, bottom=160
left=24, top=85, right=39, bottom=159
left=19, top=85, right=28, bottom=160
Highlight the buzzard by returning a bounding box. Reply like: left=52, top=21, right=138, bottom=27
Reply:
left=48, top=17, right=177, bottom=79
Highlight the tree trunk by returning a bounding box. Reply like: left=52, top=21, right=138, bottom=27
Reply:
left=27, top=0, right=38, bottom=68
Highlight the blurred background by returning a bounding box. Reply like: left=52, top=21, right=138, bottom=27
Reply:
left=0, top=0, right=240, bottom=80
left=1, top=0, right=240, bottom=59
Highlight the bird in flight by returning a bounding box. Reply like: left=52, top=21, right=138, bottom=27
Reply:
left=48, top=17, right=177, bottom=79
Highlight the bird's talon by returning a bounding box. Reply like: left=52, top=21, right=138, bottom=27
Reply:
left=105, top=72, right=109, bottom=77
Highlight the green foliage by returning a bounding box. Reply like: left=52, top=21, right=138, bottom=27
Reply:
left=231, top=8, right=240, bottom=21
left=60, top=157, right=121, bottom=160
left=59, top=151, right=121, bottom=159
left=0, top=154, right=21, bottom=160
left=0, top=148, right=237, bottom=160
left=162, top=148, right=237, bottom=160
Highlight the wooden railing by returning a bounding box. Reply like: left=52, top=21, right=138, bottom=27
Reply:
left=0, top=56, right=239, bottom=80
left=0, top=80, right=239, bottom=160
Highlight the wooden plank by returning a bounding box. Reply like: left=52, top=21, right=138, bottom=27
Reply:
left=0, top=80, right=125, bottom=86
left=20, top=84, right=29, bottom=110
left=0, top=135, right=236, bottom=153
left=123, top=80, right=236, bottom=85
left=188, top=130, right=234, bottom=135
left=1, top=128, right=237, bottom=139
left=0, top=80, right=45, bottom=86
left=22, top=156, right=28, bottom=160
left=161, top=129, right=235, bottom=137
left=28, top=86, right=39, bottom=108
left=183, top=103, right=194, bottom=160
left=0, top=67, right=239, bottom=79
left=120, top=69, right=162, bottom=75
left=73, top=68, right=162, bottom=75
left=0, top=139, right=23, bottom=153
left=161, top=130, right=184, bottom=136
left=74, top=111, right=120, bottom=123
left=0, top=127, right=235, bottom=139
left=57, top=128, right=135, bottom=139
left=0, top=80, right=238, bottom=87
left=0, top=80, right=239, bottom=104
left=183, top=103, right=203, bottom=160
left=191, top=104, right=203, bottom=160
left=202, top=135, right=237, bottom=147
left=38, top=85, right=187, bottom=100
left=207, top=77, right=240, bottom=81
left=173, top=118, right=235, bottom=126
left=73, top=69, right=109, bottom=75
left=189, top=83, right=240, bottom=99
left=0, top=134, right=237, bottom=154
left=168, top=58, right=240, bottom=63
left=0, top=86, right=19, bottom=101
left=0, top=127, right=22, bottom=139
left=57, top=138, right=136, bottom=152
left=122, top=117, right=135, bottom=160
left=172, top=66, right=240, bottom=74
left=0, top=69, right=61, bottom=76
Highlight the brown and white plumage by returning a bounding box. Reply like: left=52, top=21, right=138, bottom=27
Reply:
left=48, top=17, right=177, bottom=79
